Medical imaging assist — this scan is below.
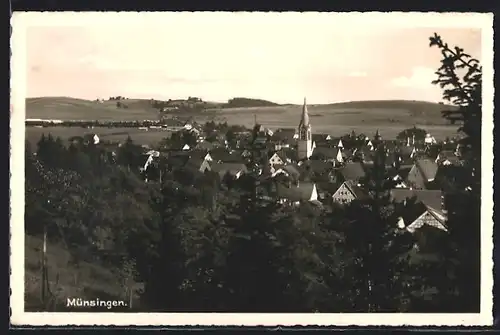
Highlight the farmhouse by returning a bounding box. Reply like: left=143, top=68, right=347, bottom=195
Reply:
left=332, top=180, right=368, bottom=205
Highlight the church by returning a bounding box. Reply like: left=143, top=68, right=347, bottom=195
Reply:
left=297, top=97, right=313, bottom=160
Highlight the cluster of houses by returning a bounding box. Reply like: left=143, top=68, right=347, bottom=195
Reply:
left=85, top=98, right=467, bottom=237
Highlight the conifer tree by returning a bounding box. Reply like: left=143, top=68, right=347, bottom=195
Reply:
left=335, top=131, right=415, bottom=311
left=428, top=33, right=482, bottom=312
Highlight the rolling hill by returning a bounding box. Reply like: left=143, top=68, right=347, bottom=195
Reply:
left=26, top=97, right=160, bottom=121
left=25, top=97, right=461, bottom=140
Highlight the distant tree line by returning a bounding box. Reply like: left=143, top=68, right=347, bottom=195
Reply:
left=26, top=120, right=177, bottom=128
left=224, top=97, right=280, bottom=108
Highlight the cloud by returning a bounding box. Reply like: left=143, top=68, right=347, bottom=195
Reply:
left=391, top=66, right=436, bottom=89
left=348, top=71, right=368, bottom=77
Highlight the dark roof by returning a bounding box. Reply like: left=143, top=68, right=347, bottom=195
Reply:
left=400, top=146, right=416, bottom=157
left=189, top=149, right=210, bottom=160
left=209, top=148, right=243, bottom=163
left=184, top=157, right=208, bottom=171
left=271, top=128, right=296, bottom=142
left=312, top=134, right=329, bottom=143
left=344, top=180, right=369, bottom=200
left=211, top=162, right=248, bottom=177
left=276, top=182, right=316, bottom=202
left=415, top=159, right=439, bottom=181
left=305, top=159, right=333, bottom=174
left=390, top=189, right=443, bottom=211
left=340, top=162, right=366, bottom=181
left=282, top=164, right=301, bottom=179
left=312, top=146, right=337, bottom=159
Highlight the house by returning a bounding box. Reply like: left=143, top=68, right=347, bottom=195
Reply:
left=435, top=150, right=460, bottom=166
left=211, top=162, right=248, bottom=179
left=352, top=147, right=374, bottom=164
left=185, top=157, right=211, bottom=173
left=312, top=134, right=330, bottom=145
left=335, top=148, right=345, bottom=164
left=272, top=128, right=297, bottom=143
left=391, top=188, right=447, bottom=232
left=424, top=133, right=437, bottom=145
left=275, top=181, right=318, bottom=205
left=268, top=152, right=286, bottom=166
left=271, top=163, right=301, bottom=180
left=406, top=159, right=439, bottom=189
left=337, top=138, right=344, bottom=149
left=331, top=180, right=368, bottom=205
left=190, top=149, right=213, bottom=162
left=304, top=159, right=333, bottom=176
left=400, top=146, right=417, bottom=160
left=390, top=165, right=412, bottom=188
left=311, top=146, right=337, bottom=162
left=209, top=148, right=243, bottom=163
left=398, top=202, right=448, bottom=233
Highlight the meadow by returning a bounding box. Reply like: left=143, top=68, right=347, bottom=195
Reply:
left=26, top=97, right=461, bottom=141
left=26, top=126, right=172, bottom=146
left=25, top=235, right=132, bottom=311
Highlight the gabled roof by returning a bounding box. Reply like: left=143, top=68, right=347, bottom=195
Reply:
left=209, top=148, right=243, bottom=163
left=312, top=146, right=337, bottom=159
left=343, top=180, right=369, bottom=200
left=312, top=134, right=330, bottom=143
left=390, top=189, right=443, bottom=211
left=271, top=128, right=296, bottom=141
left=276, top=182, right=316, bottom=202
left=189, top=149, right=210, bottom=160
left=184, top=157, right=210, bottom=172
left=211, top=162, right=248, bottom=177
left=269, top=150, right=288, bottom=162
left=401, top=202, right=448, bottom=233
left=305, top=159, right=333, bottom=174
left=340, top=162, right=366, bottom=181
left=415, top=159, right=439, bottom=181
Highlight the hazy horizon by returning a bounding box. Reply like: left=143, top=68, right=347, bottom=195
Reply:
left=25, top=13, right=482, bottom=105
left=25, top=95, right=457, bottom=106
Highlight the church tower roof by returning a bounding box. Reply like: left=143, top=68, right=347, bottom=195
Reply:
left=299, top=97, right=310, bottom=128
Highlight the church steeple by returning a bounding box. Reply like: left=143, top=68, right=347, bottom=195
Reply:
left=299, top=97, right=310, bottom=128
left=297, top=97, right=313, bottom=160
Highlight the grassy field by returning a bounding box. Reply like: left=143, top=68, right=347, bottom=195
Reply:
left=26, top=126, right=172, bottom=146
left=26, top=97, right=160, bottom=121
left=26, top=97, right=461, bottom=140
left=25, top=234, right=135, bottom=312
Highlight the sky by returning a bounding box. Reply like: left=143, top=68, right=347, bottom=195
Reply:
left=25, top=13, right=483, bottom=104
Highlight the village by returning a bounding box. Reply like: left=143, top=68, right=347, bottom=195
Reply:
left=64, top=97, right=467, bottom=237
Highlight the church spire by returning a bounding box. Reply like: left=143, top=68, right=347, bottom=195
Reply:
left=299, top=97, right=310, bottom=127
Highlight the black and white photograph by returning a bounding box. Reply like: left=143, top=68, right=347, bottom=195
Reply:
left=10, top=12, right=494, bottom=326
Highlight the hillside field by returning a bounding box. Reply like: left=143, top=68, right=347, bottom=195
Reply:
left=26, top=97, right=461, bottom=140
left=25, top=234, right=139, bottom=312
left=26, top=127, right=172, bottom=146
left=26, top=97, right=160, bottom=121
